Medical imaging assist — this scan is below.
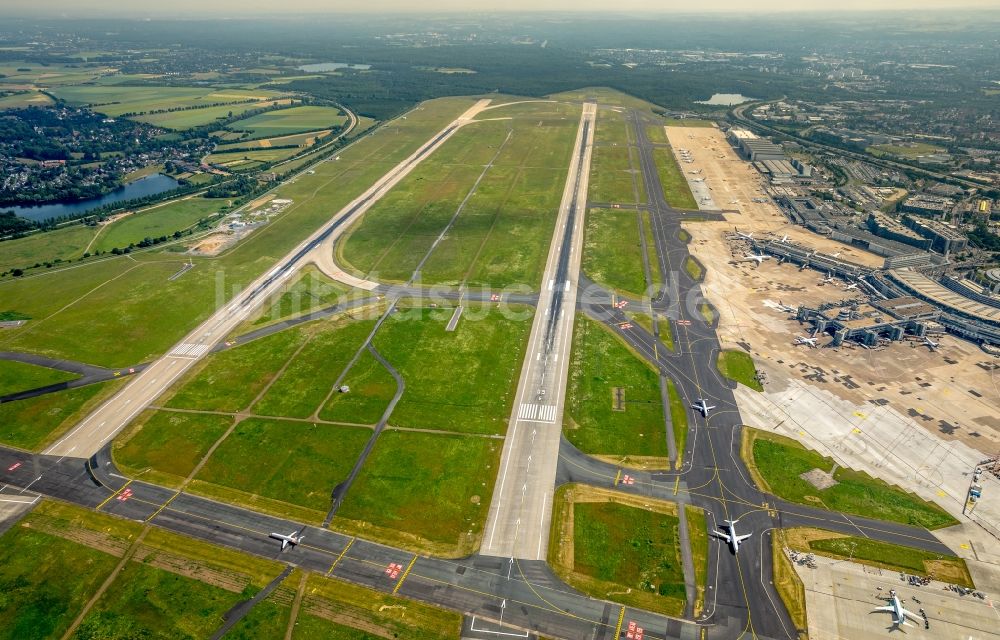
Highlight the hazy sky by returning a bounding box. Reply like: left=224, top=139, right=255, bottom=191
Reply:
left=4, top=0, right=1000, bottom=14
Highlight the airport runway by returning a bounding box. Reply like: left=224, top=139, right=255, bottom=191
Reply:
left=480, top=101, right=596, bottom=561
left=42, top=98, right=492, bottom=459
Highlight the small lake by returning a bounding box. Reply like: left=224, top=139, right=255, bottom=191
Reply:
left=695, top=93, right=756, bottom=106
left=4, top=173, right=181, bottom=222
left=297, top=62, right=371, bottom=72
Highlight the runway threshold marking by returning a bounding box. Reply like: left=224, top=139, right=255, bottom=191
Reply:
left=614, top=606, right=626, bottom=638
left=392, top=554, right=418, bottom=594
left=96, top=479, right=133, bottom=510
left=326, top=537, right=355, bottom=576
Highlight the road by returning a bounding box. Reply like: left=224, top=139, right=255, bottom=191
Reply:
left=481, top=101, right=596, bottom=561
left=42, top=98, right=492, bottom=459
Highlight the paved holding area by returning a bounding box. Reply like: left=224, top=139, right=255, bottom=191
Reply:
left=795, top=554, right=1000, bottom=640
left=481, top=101, right=596, bottom=561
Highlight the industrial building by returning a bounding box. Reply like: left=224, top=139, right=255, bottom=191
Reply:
left=795, top=296, right=940, bottom=347
left=901, top=194, right=954, bottom=218
left=866, top=213, right=933, bottom=251
left=727, top=127, right=785, bottom=161
left=903, top=216, right=968, bottom=254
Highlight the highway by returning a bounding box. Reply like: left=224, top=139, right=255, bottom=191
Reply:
left=481, top=101, right=596, bottom=561
left=42, top=98, right=491, bottom=459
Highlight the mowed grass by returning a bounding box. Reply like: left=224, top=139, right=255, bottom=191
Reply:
left=583, top=209, right=648, bottom=298
left=253, top=317, right=376, bottom=419
left=92, top=197, right=221, bottom=253
left=74, top=562, right=244, bottom=639
left=301, top=573, right=462, bottom=640
left=194, top=418, right=372, bottom=517
left=0, top=97, right=471, bottom=368
left=134, top=99, right=294, bottom=130
left=0, top=526, right=119, bottom=640
left=686, top=506, right=709, bottom=616
left=717, top=349, right=762, bottom=391
left=655, top=147, right=698, bottom=210
left=373, top=306, right=532, bottom=435
left=0, top=378, right=124, bottom=450
left=217, top=130, right=330, bottom=151
left=589, top=107, right=642, bottom=204
left=548, top=485, right=686, bottom=617
left=666, top=378, right=688, bottom=467
left=340, top=105, right=578, bottom=288
left=320, top=349, right=397, bottom=424
left=48, top=85, right=286, bottom=117
left=165, top=328, right=308, bottom=413
left=335, top=430, right=501, bottom=556
left=0, top=224, right=98, bottom=274
left=564, top=315, right=667, bottom=461
left=0, top=359, right=78, bottom=396
left=746, top=429, right=958, bottom=529
left=232, top=106, right=347, bottom=138
left=113, top=410, right=233, bottom=487
left=208, top=146, right=302, bottom=165
left=245, top=266, right=348, bottom=330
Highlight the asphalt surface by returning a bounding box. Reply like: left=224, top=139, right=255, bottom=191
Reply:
left=0, top=351, right=147, bottom=404
left=481, top=101, right=596, bottom=561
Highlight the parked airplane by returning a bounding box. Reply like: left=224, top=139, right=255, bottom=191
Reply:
left=820, top=274, right=835, bottom=284
left=844, top=283, right=859, bottom=291
left=794, top=336, right=818, bottom=347
left=270, top=529, right=305, bottom=550
left=776, top=300, right=797, bottom=313
left=712, top=519, right=752, bottom=554
left=743, top=254, right=770, bottom=266
left=923, top=336, right=940, bottom=351
left=735, top=229, right=754, bottom=241
left=692, top=398, right=716, bottom=417
left=779, top=234, right=789, bottom=243
left=872, top=590, right=921, bottom=629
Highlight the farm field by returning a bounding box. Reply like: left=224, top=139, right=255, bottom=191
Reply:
left=216, top=129, right=332, bottom=151
left=208, top=147, right=302, bottom=165
left=232, top=106, right=348, bottom=138
left=0, top=63, right=112, bottom=86
left=0, top=90, right=53, bottom=109
left=549, top=485, right=689, bottom=617
left=564, top=315, right=668, bottom=463
left=744, top=429, right=958, bottom=529
left=0, top=359, right=78, bottom=396
left=0, top=96, right=471, bottom=368
left=338, top=101, right=579, bottom=287
left=133, top=98, right=295, bottom=129
left=48, top=85, right=287, bottom=118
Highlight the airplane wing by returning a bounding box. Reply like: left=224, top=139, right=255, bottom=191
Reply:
left=712, top=530, right=733, bottom=543
left=281, top=539, right=289, bottom=550
left=735, top=533, right=752, bottom=543
left=872, top=605, right=894, bottom=613
left=900, top=608, right=921, bottom=624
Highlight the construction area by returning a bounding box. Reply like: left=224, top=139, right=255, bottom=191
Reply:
left=666, top=123, right=1000, bottom=637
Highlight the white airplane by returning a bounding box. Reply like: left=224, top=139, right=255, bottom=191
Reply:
left=776, top=300, right=797, bottom=313
left=779, top=234, right=789, bottom=243
left=923, top=336, right=940, bottom=351
left=743, top=254, right=770, bottom=266
left=712, top=519, right=753, bottom=554
left=269, top=529, right=305, bottom=550
left=692, top=398, right=716, bottom=417
left=872, top=590, right=921, bottom=629
left=794, top=336, right=818, bottom=347
left=844, top=283, right=859, bottom=291
left=735, top=229, right=754, bottom=240
left=830, top=252, right=841, bottom=258
left=820, top=274, right=835, bottom=284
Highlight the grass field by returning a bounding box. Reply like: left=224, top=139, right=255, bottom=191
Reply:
left=230, top=106, right=347, bottom=138
left=0, top=97, right=469, bottom=368
left=48, top=85, right=287, bottom=118
left=583, top=209, right=648, bottom=298
left=771, top=529, right=809, bottom=639
left=339, top=104, right=578, bottom=288
left=588, top=107, right=643, bottom=204
left=0, top=224, right=98, bottom=274
left=113, top=410, right=234, bottom=487
left=745, top=429, right=959, bottom=530
left=92, top=197, right=221, bottom=252
left=655, top=147, right=698, bottom=209
left=716, top=349, right=762, bottom=391
left=548, top=485, right=686, bottom=617
left=302, top=573, right=462, bottom=640
left=0, top=378, right=124, bottom=450
left=783, top=527, right=973, bottom=588
left=686, top=506, right=709, bottom=615
left=564, top=315, right=668, bottom=462
left=0, top=525, right=119, bottom=640
left=0, top=359, right=78, bottom=396
left=666, top=378, right=688, bottom=467
left=0, top=90, right=53, bottom=109
left=335, top=430, right=501, bottom=556
left=216, top=129, right=331, bottom=151
left=165, top=328, right=308, bottom=413
left=134, top=99, right=295, bottom=130
left=372, top=306, right=532, bottom=435
left=194, top=418, right=372, bottom=518
left=253, top=317, right=376, bottom=419
left=319, top=349, right=397, bottom=424
left=208, top=146, right=303, bottom=165
left=867, top=142, right=945, bottom=158
left=0, top=63, right=111, bottom=86
left=683, top=255, right=704, bottom=281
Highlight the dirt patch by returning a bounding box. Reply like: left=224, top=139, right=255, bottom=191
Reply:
left=132, top=545, right=251, bottom=593
left=800, top=468, right=839, bottom=490
left=189, top=232, right=240, bottom=256
left=248, top=193, right=275, bottom=209
left=782, top=526, right=849, bottom=552
left=22, top=516, right=130, bottom=557
left=591, top=454, right=670, bottom=470
left=302, top=597, right=396, bottom=639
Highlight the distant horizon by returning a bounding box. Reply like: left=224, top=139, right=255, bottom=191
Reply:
left=4, top=0, right=1000, bottom=17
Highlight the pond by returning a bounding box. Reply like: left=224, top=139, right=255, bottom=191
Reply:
left=4, top=173, right=181, bottom=223
left=694, top=93, right=756, bottom=106
left=297, top=62, right=371, bottom=72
